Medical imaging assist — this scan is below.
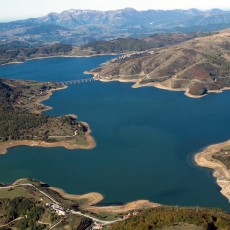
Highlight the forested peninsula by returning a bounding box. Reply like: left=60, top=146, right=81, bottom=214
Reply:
left=0, top=78, right=95, bottom=154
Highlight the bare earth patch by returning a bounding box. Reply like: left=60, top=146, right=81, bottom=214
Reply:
left=49, top=186, right=159, bottom=213
left=195, top=140, right=230, bottom=202
left=85, top=200, right=160, bottom=214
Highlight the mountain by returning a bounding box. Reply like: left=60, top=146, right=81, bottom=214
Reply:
left=27, top=8, right=228, bottom=30
left=0, top=8, right=230, bottom=45
left=88, top=30, right=230, bottom=98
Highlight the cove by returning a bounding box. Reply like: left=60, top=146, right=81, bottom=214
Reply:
left=0, top=56, right=230, bottom=212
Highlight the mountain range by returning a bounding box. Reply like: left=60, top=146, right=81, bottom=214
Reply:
left=0, top=8, right=230, bottom=45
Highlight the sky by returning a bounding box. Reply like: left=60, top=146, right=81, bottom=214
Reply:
left=0, top=0, right=229, bottom=21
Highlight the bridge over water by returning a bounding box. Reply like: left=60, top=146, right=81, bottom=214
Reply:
left=58, top=78, right=97, bottom=85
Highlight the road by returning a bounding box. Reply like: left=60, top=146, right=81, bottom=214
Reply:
left=0, top=183, right=60, bottom=204
left=0, top=183, right=123, bottom=227
left=71, top=211, right=122, bottom=225
left=0, top=216, right=24, bottom=228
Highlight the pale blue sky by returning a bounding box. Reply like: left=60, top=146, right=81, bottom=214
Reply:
left=0, top=0, right=229, bottom=21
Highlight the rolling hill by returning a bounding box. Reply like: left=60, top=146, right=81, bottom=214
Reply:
left=88, top=30, right=230, bottom=97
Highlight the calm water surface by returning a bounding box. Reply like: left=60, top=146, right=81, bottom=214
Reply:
left=0, top=57, right=230, bottom=211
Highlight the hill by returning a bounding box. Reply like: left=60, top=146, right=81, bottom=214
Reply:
left=0, top=43, right=73, bottom=65
left=0, top=78, right=94, bottom=154
left=0, top=32, right=212, bottom=65
left=1, top=179, right=230, bottom=230
left=0, top=8, right=230, bottom=45
left=89, top=30, right=230, bottom=97
left=82, top=32, right=212, bottom=54
left=108, top=206, right=230, bottom=230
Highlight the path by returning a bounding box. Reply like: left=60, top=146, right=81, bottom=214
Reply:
left=0, top=183, right=123, bottom=227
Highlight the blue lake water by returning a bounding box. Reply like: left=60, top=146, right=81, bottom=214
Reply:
left=0, top=56, right=230, bottom=211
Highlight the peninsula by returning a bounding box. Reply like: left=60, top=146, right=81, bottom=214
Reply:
left=195, top=140, right=230, bottom=203
left=0, top=78, right=95, bottom=154
left=88, top=29, right=230, bottom=98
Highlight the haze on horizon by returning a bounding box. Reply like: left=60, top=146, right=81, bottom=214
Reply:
left=0, top=0, right=229, bottom=22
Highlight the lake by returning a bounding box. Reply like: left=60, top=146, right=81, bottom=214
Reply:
left=0, top=56, right=230, bottom=211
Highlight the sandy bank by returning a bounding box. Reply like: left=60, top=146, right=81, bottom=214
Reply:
left=50, top=187, right=103, bottom=206
left=89, top=71, right=230, bottom=99
left=85, top=200, right=160, bottom=214
left=0, top=53, right=120, bottom=67
left=50, top=186, right=159, bottom=213
left=0, top=83, right=96, bottom=154
left=0, top=134, right=96, bottom=155
left=5, top=178, right=160, bottom=214
left=133, top=82, right=206, bottom=99
left=195, top=140, right=230, bottom=203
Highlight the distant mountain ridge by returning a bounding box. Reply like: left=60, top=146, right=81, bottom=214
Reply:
left=0, top=8, right=230, bottom=45
left=27, top=8, right=230, bottom=29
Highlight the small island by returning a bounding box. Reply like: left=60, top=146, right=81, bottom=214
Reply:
left=0, top=78, right=95, bottom=154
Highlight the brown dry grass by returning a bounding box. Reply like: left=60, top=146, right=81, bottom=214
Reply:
left=195, top=140, right=230, bottom=202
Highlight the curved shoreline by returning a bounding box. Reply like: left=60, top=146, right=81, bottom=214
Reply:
left=0, top=53, right=120, bottom=67
left=49, top=186, right=104, bottom=206
left=32, top=85, right=68, bottom=114
left=2, top=178, right=160, bottom=214
left=195, top=140, right=230, bottom=203
left=0, top=83, right=96, bottom=155
left=0, top=133, right=96, bottom=155
left=49, top=185, right=160, bottom=213
left=88, top=72, right=230, bottom=99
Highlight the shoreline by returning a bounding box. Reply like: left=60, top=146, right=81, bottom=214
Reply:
left=32, top=85, right=68, bottom=114
left=0, top=83, right=96, bottom=155
left=0, top=53, right=121, bottom=67
left=49, top=185, right=160, bottom=213
left=0, top=133, right=96, bottom=155
left=3, top=55, right=230, bottom=99
left=195, top=140, right=230, bottom=203
left=49, top=186, right=104, bottom=206
left=1, top=178, right=160, bottom=214
left=88, top=72, right=230, bottom=99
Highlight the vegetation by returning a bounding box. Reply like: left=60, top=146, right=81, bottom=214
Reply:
left=0, top=8, right=229, bottom=46
left=82, top=32, right=213, bottom=54
left=1, top=178, right=230, bottom=229
left=213, top=146, right=230, bottom=170
left=0, top=196, right=91, bottom=230
left=0, top=78, right=88, bottom=145
left=0, top=179, right=92, bottom=230
left=90, top=31, right=230, bottom=97
left=0, top=197, right=46, bottom=229
left=109, top=206, right=230, bottom=230
left=53, top=215, right=92, bottom=230
left=0, top=43, right=72, bottom=65
left=0, top=32, right=213, bottom=65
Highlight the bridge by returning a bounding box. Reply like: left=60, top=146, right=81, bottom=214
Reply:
left=58, top=78, right=97, bottom=85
